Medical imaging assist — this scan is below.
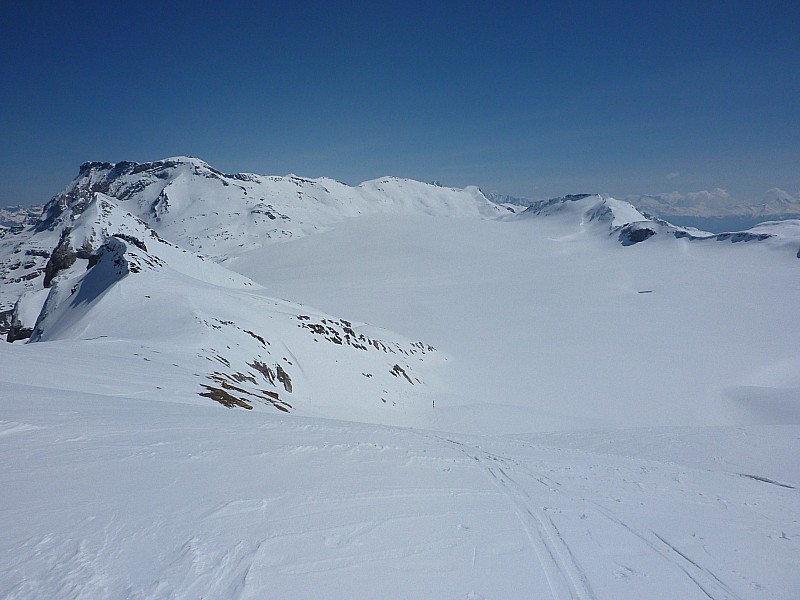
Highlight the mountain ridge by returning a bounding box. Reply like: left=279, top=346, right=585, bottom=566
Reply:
left=3, top=157, right=800, bottom=341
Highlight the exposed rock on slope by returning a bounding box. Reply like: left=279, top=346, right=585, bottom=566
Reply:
left=23, top=193, right=439, bottom=417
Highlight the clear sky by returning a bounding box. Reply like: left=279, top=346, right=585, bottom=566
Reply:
left=1, top=1, right=798, bottom=205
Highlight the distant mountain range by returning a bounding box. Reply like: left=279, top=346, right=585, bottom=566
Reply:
left=3, top=157, right=799, bottom=344
left=485, top=188, right=800, bottom=232
left=624, top=188, right=800, bottom=232
left=0, top=205, right=42, bottom=228
left=627, top=187, right=800, bottom=218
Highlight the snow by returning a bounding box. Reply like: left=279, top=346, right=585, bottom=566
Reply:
left=1, top=157, right=799, bottom=598
left=1, top=372, right=797, bottom=599
left=232, top=212, right=800, bottom=431
left=603, top=196, right=649, bottom=226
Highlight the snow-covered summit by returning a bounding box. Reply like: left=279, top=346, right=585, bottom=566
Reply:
left=36, top=157, right=506, bottom=261
left=521, top=193, right=649, bottom=227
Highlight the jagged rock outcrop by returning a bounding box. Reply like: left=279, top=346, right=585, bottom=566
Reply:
left=619, top=222, right=657, bottom=246
left=6, top=302, right=33, bottom=342
left=0, top=308, right=13, bottom=336
left=42, top=228, right=77, bottom=287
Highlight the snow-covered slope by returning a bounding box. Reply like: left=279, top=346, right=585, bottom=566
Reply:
left=233, top=208, right=800, bottom=432
left=2, top=158, right=799, bottom=598
left=1, top=356, right=798, bottom=599
left=19, top=194, right=439, bottom=422
left=1, top=191, right=257, bottom=340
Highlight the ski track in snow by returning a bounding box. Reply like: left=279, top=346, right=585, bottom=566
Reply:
left=427, top=434, right=594, bottom=600
left=1, top=397, right=798, bottom=599
left=411, top=432, right=793, bottom=600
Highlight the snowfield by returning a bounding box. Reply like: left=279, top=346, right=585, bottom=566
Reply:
left=1, top=158, right=799, bottom=598
left=1, top=373, right=798, bottom=599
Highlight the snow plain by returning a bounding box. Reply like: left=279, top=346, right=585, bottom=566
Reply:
left=230, top=209, right=800, bottom=433
left=1, top=160, right=799, bottom=599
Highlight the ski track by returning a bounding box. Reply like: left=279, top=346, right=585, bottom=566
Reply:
left=430, top=434, right=597, bottom=600
left=587, top=503, right=745, bottom=600
left=2, top=403, right=795, bottom=598
left=426, top=433, right=767, bottom=600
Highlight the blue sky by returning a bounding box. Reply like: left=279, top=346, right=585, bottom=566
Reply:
left=1, top=1, right=798, bottom=205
